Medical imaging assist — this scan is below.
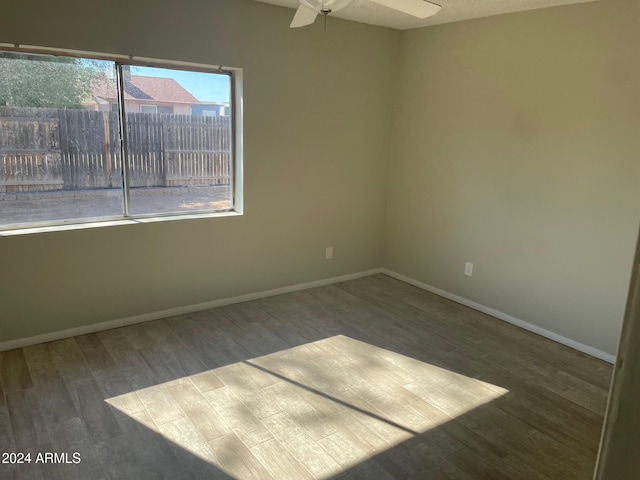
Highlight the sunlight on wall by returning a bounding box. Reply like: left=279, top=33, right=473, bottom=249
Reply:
left=106, top=335, right=508, bottom=478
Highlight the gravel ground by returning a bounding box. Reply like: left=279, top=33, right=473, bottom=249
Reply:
left=0, top=185, right=232, bottom=226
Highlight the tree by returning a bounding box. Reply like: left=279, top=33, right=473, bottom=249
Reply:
left=0, top=52, right=101, bottom=109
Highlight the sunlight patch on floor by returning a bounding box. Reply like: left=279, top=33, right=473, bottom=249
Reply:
left=106, top=335, right=508, bottom=479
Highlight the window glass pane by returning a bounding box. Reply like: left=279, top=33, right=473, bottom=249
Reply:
left=123, top=65, right=233, bottom=216
left=0, top=52, right=123, bottom=227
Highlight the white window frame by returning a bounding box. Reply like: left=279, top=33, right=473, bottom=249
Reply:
left=0, top=45, right=244, bottom=236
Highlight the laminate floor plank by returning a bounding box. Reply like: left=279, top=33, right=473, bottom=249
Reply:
left=213, top=363, right=281, bottom=419
left=189, top=370, right=224, bottom=393
left=325, top=409, right=392, bottom=454
left=44, top=415, right=90, bottom=448
left=51, top=419, right=106, bottom=480
left=215, top=303, right=261, bottom=330
left=155, top=416, right=221, bottom=476
left=164, top=315, right=239, bottom=370
left=116, top=410, right=184, bottom=480
left=336, top=389, right=415, bottom=447
left=96, top=330, right=144, bottom=367
left=92, top=366, right=146, bottom=418
left=438, top=402, right=538, bottom=457
left=510, top=430, right=596, bottom=478
left=136, top=385, right=184, bottom=426
left=495, top=455, right=553, bottom=480
left=67, top=378, right=123, bottom=444
left=22, top=344, right=59, bottom=384
left=234, top=302, right=311, bottom=348
left=138, top=320, right=186, bottom=354
left=261, top=411, right=343, bottom=478
left=120, top=324, right=156, bottom=351
left=6, top=389, right=49, bottom=449
left=494, top=391, right=601, bottom=453
left=171, top=348, right=209, bottom=377
left=166, top=382, right=231, bottom=441
left=208, top=432, right=274, bottom=480
left=284, top=374, right=346, bottom=417
left=2, top=349, right=33, bottom=393
left=94, top=434, right=151, bottom=480
left=262, top=380, right=337, bottom=441
left=233, top=322, right=291, bottom=358
left=250, top=437, right=314, bottom=480
left=34, top=377, right=78, bottom=435
left=446, top=448, right=513, bottom=480
left=48, top=339, right=93, bottom=384
left=139, top=347, right=187, bottom=385
left=202, top=386, right=274, bottom=447
left=0, top=274, right=610, bottom=479
left=371, top=447, right=417, bottom=480
left=255, top=299, right=331, bottom=344
left=317, top=431, right=392, bottom=478
left=0, top=376, right=15, bottom=452
left=74, top=334, right=116, bottom=372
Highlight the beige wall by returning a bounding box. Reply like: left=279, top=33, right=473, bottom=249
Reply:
left=0, top=0, right=399, bottom=342
left=385, top=0, right=640, bottom=355
left=1, top=0, right=638, bottom=358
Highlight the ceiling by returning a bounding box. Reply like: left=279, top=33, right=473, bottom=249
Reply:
left=252, top=0, right=600, bottom=30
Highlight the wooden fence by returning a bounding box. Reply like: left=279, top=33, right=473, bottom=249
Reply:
left=0, top=107, right=231, bottom=193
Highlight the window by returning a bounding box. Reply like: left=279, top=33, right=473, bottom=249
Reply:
left=141, top=105, right=174, bottom=115
left=140, top=104, right=157, bottom=114
left=0, top=49, right=241, bottom=231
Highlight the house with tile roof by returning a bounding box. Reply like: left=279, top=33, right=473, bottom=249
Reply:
left=87, top=74, right=200, bottom=115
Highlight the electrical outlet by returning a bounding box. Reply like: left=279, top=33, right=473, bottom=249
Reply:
left=325, top=247, right=333, bottom=260
left=464, top=262, right=473, bottom=277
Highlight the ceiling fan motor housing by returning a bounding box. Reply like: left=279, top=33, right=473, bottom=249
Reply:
left=300, top=0, right=355, bottom=14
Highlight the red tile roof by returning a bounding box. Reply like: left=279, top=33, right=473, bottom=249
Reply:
left=92, top=75, right=199, bottom=104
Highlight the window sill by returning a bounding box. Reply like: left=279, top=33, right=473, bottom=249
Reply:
left=0, top=210, right=243, bottom=237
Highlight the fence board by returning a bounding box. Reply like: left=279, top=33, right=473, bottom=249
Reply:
left=0, top=107, right=62, bottom=192
left=0, top=107, right=231, bottom=192
left=164, top=115, right=231, bottom=186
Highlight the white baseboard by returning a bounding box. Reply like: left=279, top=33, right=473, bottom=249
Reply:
left=0, top=268, right=383, bottom=352
left=3, top=266, right=616, bottom=365
left=381, top=268, right=617, bottom=364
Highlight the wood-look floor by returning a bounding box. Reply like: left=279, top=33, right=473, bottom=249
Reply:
left=0, top=274, right=612, bottom=480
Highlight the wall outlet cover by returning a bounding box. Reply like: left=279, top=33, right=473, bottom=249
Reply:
left=325, top=247, right=333, bottom=260
left=464, top=262, right=473, bottom=277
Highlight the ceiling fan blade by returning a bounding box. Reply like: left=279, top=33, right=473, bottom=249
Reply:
left=290, top=5, right=318, bottom=28
left=368, top=0, right=441, bottom=18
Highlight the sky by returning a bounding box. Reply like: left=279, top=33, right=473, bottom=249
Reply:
left=131, top=66, right=230, bottom=104
left=80, top=58, right=231, bottom=104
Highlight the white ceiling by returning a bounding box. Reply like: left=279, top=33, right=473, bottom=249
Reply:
left=252, top=0, right=600, bottom=30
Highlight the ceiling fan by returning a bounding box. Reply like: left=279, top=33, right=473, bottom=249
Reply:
left=290, top=0, right=441, bottom=28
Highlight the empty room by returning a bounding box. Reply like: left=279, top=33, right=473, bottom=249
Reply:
left=1, top=0, right=639, bottom=478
